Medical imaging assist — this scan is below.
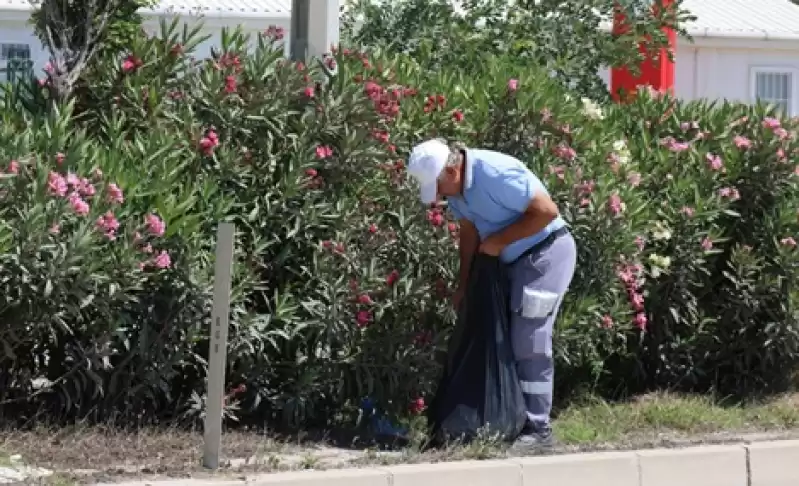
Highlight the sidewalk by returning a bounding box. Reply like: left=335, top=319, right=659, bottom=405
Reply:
left=96, top=439, right=799, bottom=486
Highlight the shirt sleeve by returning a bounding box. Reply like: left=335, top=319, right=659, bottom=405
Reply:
left=447, top=199, right=471, bottom=221
left=493, top=168, right=538, bottom=213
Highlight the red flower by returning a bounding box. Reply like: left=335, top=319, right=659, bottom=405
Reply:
left=386, top=270, right=400, bottom=286
left=305, top=168, right=318, bottom=177
left=356, top=310, right=372, bottom=328
left=368, top=223, right=378, bottom=234
left=121, top=55, right=143, bottom=73
left=451, top=110, right=464, bottom=122
left=224, top=75, right=237, bottom=94
left=409, top=397, right=426, bottom=414
left=427, top=209, right=445, bottom=227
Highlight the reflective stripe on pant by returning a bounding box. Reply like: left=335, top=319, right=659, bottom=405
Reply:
left=508, top=232, right=577, bottom=429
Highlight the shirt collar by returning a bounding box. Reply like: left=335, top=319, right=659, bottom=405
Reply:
left=462, top=149, right=475, bottom=192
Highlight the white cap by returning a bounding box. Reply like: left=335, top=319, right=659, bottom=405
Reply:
left=407, top=139, right=450, bottom=204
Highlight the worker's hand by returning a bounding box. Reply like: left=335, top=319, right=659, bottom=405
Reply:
left=451, top=286, right=466, bottom=310
left=478, top=236, right=504, bottom=257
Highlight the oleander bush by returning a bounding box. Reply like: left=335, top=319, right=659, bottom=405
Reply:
left=0, top=9, right=797, bottom=430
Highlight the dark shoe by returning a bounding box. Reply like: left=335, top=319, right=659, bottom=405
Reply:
left=512, top=426, right=555, bottom=451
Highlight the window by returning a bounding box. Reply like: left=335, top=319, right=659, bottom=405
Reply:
left=0, top=43, right=32, bottom=83
left=751, top=68, right=797, bottom=116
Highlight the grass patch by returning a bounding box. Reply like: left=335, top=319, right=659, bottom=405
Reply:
left=2, top=392, right=799, bottom=484
left=555, top=392, right=799, bottom=445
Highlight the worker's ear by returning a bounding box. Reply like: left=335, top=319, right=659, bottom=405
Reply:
left=443, top=165, right=459, bottom=178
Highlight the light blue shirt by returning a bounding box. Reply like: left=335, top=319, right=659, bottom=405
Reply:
left=447, top=149, right=567, bottom=263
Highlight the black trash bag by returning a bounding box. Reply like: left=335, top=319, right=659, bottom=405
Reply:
left=428, top=254, right=527, bottom=445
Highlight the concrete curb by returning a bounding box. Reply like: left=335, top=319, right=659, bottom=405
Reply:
left=94, top=439, right=799, bottom=486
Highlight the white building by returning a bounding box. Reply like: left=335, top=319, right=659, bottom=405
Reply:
left=598, top=0, right=799, bottom=115
left=0, top=0, right=339, bottom=79
left=3, top=0, right=799, bottom=115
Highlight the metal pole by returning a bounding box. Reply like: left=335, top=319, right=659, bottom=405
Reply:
left=202, top=222, right=235, bottom=470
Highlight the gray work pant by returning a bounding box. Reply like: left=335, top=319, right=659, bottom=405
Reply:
left=508, top=231, right=577, bottom=430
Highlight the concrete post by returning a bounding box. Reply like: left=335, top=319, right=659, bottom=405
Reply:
left=291, top=0, right=339, bottom=60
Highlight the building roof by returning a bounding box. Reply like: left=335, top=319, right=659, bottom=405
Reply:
left=0, top=0, right=291, bottom=19
left=3, top=0, right=799, bottom=40
left=682, top=0, right=799, bottom=40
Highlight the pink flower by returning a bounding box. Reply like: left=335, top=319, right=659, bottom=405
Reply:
left=68, top=193, right=90, bottom=216
left=315, top=145, right=334, bottom=159
left=106, top=183, right=124, bottom=204
left=121, top=55, right=142, bottom=73
left=701, top=237, right=713, bottom=251
left=368, top=223, right=378, bottom=234
left=304, top=86, right=315, bottom=98
left=7, top=160, right=19, bottom=174
left=224, top=75, right=237, bottom=94
left=153, top=250, right=171, bottom=269
left=79, top=178, right=95, bottom=197
left=635, top=236, right=646, bottom=251
left=49, top=224, right=60, bottom=235
left=507, top=79, right=519, bottom=92
left=264, top=25, right=285, bottom=40
left=781, top=237, right=797, bottom=248
left=627, top=172, right=641, bottom=186
left=733, top=135, right=751, bottom=149
left=66, top=172, right=80, bottom=187
left=357, top=294, right=373, bottom=305
left=777, top=148, right=787, bottom=162
left=633, top=313, right=648, bottom=331
left=680, top=206, right=695, bottom=217
left=552, top=143, right=577, bottom=161
left=574, top=180, right=595, bottom=196
left=386, top=270, right=400, bottom=286
left=630, top=292, right=645, bottom=311
left=47, top=171, right=68, bottom=197
left=145, top=213, right=166, bottom=237
left=706, top=153, right=723, bottom=171
left=95, top=211, right=120, bottom=239
left=356, top=310, right=372, bottom=328
left=607, top=193, right=624, bottom=216
left=774, top=127, right=789, bottom=140
left=142, top=243, right=153, bottom=254
left=601, top=315, right=613, bottom=329
left=661, top=137, right=690, bottom=152
left=426, top=209, right=445, bottom=227
left=718, top=187, right=741, bottom=200
left=763, top=117, right=781, bottom=129
left=199, top=129, right=220, bottom=156
left=451, top=109, right=464, bottom=122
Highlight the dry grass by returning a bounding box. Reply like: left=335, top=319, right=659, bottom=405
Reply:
left=4, top=392, right=799, bottom=484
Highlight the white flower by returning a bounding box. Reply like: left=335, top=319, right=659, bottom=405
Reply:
left=648, top=254, right=672, bottom=277
left=613, top=139, right=627, bottom=152
left=651, top=222, right=673, bottom=241
left=581, top=97, right=604, bottom=120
